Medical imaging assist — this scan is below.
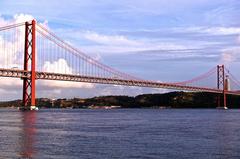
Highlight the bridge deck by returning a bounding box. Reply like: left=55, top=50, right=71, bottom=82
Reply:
left=1, top=68, right=239, bottom=95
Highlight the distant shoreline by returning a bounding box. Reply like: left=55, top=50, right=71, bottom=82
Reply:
left=0, top=91, right=239, bottom=109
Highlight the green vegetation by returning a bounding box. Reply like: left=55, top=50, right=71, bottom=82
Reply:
left=0, top=92, right=239, bottom=108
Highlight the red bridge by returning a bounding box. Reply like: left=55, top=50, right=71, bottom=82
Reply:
left=0, top=20, right=239, bottom=110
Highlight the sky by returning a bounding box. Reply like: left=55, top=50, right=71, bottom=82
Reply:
left=0, top=0, right=240, bottom=100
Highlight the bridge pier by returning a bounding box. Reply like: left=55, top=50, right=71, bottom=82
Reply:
left=223, top=91, right=227, bottom=109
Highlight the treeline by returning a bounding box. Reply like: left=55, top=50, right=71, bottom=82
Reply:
left=74, top=92, right=239, bottom=108
left=0, top=92, right=240, bottom=108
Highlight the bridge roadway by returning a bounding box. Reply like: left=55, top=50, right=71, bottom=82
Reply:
left=0, top=68, right=239, bottom=95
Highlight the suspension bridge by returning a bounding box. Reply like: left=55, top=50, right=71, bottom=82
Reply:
left=0, top=20, right=240, bottom=110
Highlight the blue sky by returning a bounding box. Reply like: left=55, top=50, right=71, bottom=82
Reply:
left=0, top=0, right=240, bottom=100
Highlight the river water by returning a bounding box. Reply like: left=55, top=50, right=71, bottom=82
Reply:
left=0, top=108, right=240, bottom=159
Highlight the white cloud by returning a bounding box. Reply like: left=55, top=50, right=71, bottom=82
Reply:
left=0, top=78, right=22, bottom=87
left=83, top=31, right=140, bottom=46
left=220, top=47, right=240, bottom=64
left=40, top=58, right=94, bottom=89
left=82, top=44, right=189, bottom=54
left=81, top=30, right=190, bottom=54
left=221, top=51, right=235, bottom=63
left=39, top=80, right=94, bottom=89
left=171, top=26, right=240, bottom=36
left=43, top=59, right=73, bottom=74
left=13, top=14, right=34, bottom=23
left=197, top=27, right=240, bottom=35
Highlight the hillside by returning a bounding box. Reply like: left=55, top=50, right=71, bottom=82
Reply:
left=0, top=92, right=239, bottom=108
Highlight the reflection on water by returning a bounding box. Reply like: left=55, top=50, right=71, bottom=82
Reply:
left=19, top=111, right=37, bottom=158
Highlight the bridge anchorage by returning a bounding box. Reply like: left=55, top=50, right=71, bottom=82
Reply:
left=0, top=19, right=240, bottom=110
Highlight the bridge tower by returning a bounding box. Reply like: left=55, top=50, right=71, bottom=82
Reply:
left=217, top=65, right=227, bottom=109
left=22, top=20, right=37, bottom=111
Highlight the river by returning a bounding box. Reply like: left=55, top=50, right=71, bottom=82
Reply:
left=0, top=108, right=240, bottom=159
